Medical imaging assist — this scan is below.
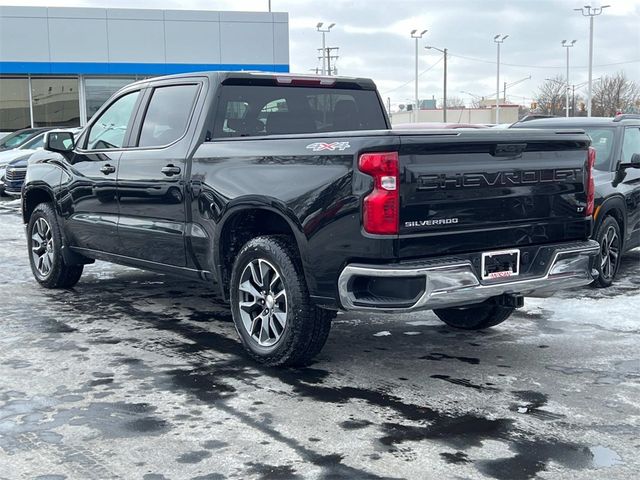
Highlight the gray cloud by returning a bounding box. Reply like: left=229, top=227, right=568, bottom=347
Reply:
left=6, top=0, right=639, bottom=107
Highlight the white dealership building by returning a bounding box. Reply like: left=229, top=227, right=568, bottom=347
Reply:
left=0, top=6, right=290, bottom=131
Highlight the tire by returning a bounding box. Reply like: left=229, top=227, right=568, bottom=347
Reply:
left=593, top=216, right=622, bottom=288
left=27, top=203, right=83, bottom=289
left=229, top=235, right=332, bottom=366
left=434, top=298, right=514, bottom=330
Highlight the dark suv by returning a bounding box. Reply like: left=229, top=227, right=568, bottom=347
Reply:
left=512, top=114, right=640, bottom=286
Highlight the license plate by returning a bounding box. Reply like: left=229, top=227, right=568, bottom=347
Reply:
left=481, top=249, right=520, bottom=280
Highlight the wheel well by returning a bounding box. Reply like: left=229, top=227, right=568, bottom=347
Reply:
left=219, top=208, right=300, bottom=297
left=22, top=189, right=53, bottom=224
left=599, top=206, right=624, bottom=239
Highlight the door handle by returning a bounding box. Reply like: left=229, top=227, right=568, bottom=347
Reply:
left=161, top=165, right=181, bottom=176
left=100, top=164, right=116, bottom=175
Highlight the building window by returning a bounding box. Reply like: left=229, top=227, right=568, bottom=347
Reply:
left=85, top=77, right=137, bottom=121
left=0, top=77, right=31, bottom=131
left=31, top=77, right=80, bottom=127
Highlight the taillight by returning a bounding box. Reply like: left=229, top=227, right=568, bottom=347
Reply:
left=585, top=146, right=596, bottom=216
left=358, top=151, right=399, bottom=235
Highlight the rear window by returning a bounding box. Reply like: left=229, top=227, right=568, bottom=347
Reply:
left=213, top=85, right=387, bottom=138
left=582, top=127, right=615, bottom=170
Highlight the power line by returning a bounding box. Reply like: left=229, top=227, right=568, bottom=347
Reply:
left=447, top=52, right=639, bottom=69
left=381, top=56, right=444, bottom=95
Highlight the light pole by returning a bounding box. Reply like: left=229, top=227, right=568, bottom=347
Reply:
left=493, top=34, right=508, bottom=124
left=411, top=29, right=428, bottom=122
left=425, top=45, right=448, bottom=122
left=316, top=22, right=335, bottom=76
left=574, top=5, right=609, bottom=117
left=561, top=40, right=576, bottom=117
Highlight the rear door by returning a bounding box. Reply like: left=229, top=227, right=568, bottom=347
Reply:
left=396, top=129, right=592, bottom=259
left=64, top=89, right=142, bottom=253
left=116, top=81, right=202, bottom=267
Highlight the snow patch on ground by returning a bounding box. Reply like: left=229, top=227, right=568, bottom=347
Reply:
left=523, top=294, right=640, bottom=332
left=403, top=331, right=421, bottom=336
left=373, top=331, right=391, bottom=337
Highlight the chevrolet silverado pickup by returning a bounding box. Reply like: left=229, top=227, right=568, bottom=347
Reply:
left=22, top=72, right=599, bottom=365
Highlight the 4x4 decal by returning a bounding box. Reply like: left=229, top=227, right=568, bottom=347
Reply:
left=306, top=141, right=351, bottom=152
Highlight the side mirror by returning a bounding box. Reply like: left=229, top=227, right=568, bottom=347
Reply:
left=45, top=130, right=75, bottom=154
left=620, top=153, right=640, bottom=170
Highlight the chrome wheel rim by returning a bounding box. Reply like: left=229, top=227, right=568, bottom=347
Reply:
left=238, top=258, right=287, bottom=347
left=31, top=217, right=54, bottom=277
left=600, top=225, right=620, bottom=281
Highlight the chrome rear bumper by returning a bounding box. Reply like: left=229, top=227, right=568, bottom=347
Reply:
left=337, top=240, right=599, bottom=312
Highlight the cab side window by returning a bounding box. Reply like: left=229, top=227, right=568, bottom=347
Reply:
left=622, top=127, right=640, bottom=163
left=86, top=91, right=140, bottom=150
left=138, top=84, right=199, bottom=148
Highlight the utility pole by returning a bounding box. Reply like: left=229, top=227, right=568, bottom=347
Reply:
left=562, top=40, right=576, bottom=117
left=503, top=81, right=507, bottom=103
left=425, top=45, right=447, bottom=122
left=411, top=29, right=428, bottom=123
left=268, top=0, right=271, bottom=12
left=316, top=22, right=335, bottom=75
left=493, top=34, right=508, bottom=124
left=574, top=5, right=609, bottom=117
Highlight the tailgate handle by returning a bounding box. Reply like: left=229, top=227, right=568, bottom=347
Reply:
left=492, top=143, right=527, bottom=157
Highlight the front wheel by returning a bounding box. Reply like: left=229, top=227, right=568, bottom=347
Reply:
left=27, top=203, right=83, bottom=288
left=593, top=216, right=622, bottom=288
left=434, top=298, right=514, bottom=330
left=230, top=235, right=332, bottom=366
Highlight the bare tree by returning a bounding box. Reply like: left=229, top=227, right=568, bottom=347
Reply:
left=533, top=76, right=566, bottom=116
left=591, top=72, right=640, bottom=116
left=445, top=96, right=466, bottom=108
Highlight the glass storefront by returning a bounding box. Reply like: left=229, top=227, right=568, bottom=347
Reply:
left=85, top=77, right=137, bottom=121
left=0, top=76, right=141, bottom=131
left=0, top=77, right=31, bottom=131
left=31, top=77, right=80, bottom=127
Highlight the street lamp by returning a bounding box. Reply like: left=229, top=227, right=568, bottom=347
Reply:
left=561, top=40, right=577, bottom=117
left=411, top=29, right=428, bottom=122
left=425, top=45, right=448, bottom=122
left=574, top=5, right=609, bottom=117
left=316, top=22, right=335, bottom=76
left=493, top=34, right=508, bottom=124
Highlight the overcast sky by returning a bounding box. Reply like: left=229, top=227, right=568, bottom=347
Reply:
left=4, top=0, right=640, bottom=109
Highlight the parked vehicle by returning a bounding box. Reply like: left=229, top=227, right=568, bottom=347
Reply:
left=3, top=128, right=82, bottom=197
left=0, top=128, right=51, bottom=152
left=0, top=129, right=54, bottom=196
left=22, top=72, right=599, bottom=365
left=511, top=115, right=640, bottom=287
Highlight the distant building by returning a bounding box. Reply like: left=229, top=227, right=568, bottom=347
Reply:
left=0, top=6, right=289, bottom=131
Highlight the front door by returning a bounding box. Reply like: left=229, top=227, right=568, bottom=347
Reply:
left=62, top=89, right=141, bottom=254
left=116, top=83, right=201, bottom=267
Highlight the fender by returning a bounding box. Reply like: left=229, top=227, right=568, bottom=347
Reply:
left=211, top=197, right=312, bottom=299
left=594, top=194, right=627, bottom=247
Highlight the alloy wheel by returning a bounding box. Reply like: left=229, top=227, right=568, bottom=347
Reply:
left=31, top=217, right=54, bottom=277
left=600, top=225, right=620, bottom=281
left=237, top=258, right=287, bottom=347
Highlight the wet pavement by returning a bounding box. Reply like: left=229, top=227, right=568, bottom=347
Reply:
left=0, top=197, right=639, bottom=480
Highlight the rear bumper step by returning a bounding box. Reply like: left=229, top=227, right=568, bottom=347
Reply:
left=337, top=240, right=599, bottom=312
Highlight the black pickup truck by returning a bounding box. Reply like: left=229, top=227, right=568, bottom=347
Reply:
left=22, top=72, right=599, bottom=365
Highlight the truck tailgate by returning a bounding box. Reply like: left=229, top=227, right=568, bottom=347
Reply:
left=397, top=129, right=592, bottom=259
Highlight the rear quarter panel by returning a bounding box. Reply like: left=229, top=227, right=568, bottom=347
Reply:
left=188, top=134, right=398, bottom=299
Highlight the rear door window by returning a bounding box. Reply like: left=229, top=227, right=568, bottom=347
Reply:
left=213, top=85, right=387, bottom=138
left=138, top=84, right=199, bottom=148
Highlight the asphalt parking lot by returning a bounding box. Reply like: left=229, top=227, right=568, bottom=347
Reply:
left=0, top=198, right=639, bottom=480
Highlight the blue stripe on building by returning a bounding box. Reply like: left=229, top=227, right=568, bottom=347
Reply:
left=0, top=62, right=290, bottom=75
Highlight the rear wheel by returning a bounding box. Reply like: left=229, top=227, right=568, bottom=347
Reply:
left=230, top=235, right=332, bottom=366
left=27, top=203, right=83, bottom=288
left=593, top=216, right=621, bottom=288
left=434, top=298, right=514, bottom=330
